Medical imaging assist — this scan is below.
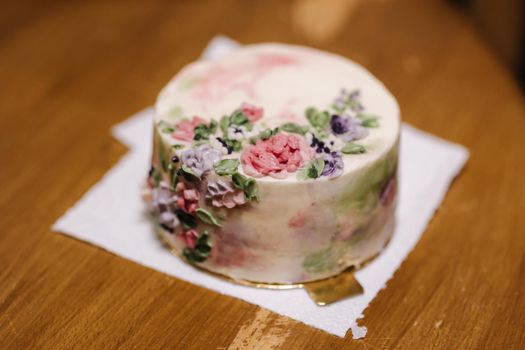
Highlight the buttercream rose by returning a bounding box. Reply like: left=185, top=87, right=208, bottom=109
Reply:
left=241, top=133, right=314, bottom=178
left=240, top=102, right=263, bottom=123
left=172, top=116, right=207, bottom=141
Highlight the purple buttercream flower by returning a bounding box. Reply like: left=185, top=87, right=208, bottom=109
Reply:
left=181, top=144, right=221, bottom=177
left=204, top=176, right=246, bottom=209
left=330, top=115, right=350, bottom=135
left=330, top=114, right=369, bottom=142
left=151, top=182, right=179, bottom=232
left=322, top=151, right=344, bottom=178
left=333, top=89, right=364, bottom=112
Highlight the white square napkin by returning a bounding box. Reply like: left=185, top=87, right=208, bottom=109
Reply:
left=53, top=36, right=469, bottom=338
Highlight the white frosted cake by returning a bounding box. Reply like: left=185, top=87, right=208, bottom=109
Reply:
left=144, top=44, right=400, bottom=284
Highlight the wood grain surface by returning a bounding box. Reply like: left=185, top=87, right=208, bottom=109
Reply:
left=1, top=0, right=524, bottom=349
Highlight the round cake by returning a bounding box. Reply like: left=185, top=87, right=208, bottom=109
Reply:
left=144, top=43, right=400, bottom=284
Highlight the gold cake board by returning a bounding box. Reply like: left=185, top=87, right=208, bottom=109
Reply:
left=155, top=227, right=366, bottom=305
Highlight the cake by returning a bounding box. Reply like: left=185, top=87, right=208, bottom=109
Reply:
left=144, top=43, right=399, bottom=285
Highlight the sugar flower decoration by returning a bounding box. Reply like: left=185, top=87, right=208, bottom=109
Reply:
left=240, top=102, right=263, bottom=123
left=181, top=144, right=221, bottom=177
left=172, top=116, right=207, bottom=141
left=181, top=229, right=199, bottom=249
left=241, top=133, right=314, bottom=178
left=322, top=151, right=344, bottom=178
left=205, top=177, right=246, bottom=208
left=330, top=114, right=369, bottom=142
left=150, top=182, right=179, bottom=232
left=175, top=181, right=199, bottom=214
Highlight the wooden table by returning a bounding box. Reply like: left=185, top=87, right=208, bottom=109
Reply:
left=1, top=0, right=524, bottom=348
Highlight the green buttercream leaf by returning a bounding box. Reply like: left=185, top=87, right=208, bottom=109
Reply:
left=180, top=164, right=200, bottom=182
left=305, top=108, right=330, bottom=130
left=232, top=172, right=246, bottom=190
left=229, top=110, right=250, bottom=126
left=280, top=122, right=309, bottom=135
left=362, top=118, right=379, bottom=128
left=232, top=173, right=259, bottom=201
left=193, top=120, right=218, bottom=141
left=250, top=128, right=279, bottom=143
left=183, top=248, right=207, bottom=263
left=341, top=143, right=366, bottom=154
left=184, top=231, right=212, bottom=263
left=171, top=144, right=185, bottom=150
left=220, top=115, right=230, bottom=137
left=175, top=209, right=197, bottom=229
left=243, top=178, right=260, bottom=201
left=224, top=138, right=243, bottom=152
left=195, top=231, right=212, bottom=252
left=258, top=128, right=275, bottom=140
left=195, top=208, right=222, bottom=227
left=297, top=158, right=325, bottom=180
left=213, top=158, right=240, bottom=176
left=357, top=114, right=380, bottom=128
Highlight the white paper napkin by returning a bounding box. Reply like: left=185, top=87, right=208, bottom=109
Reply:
left=53, top=36, right=469, bottom=339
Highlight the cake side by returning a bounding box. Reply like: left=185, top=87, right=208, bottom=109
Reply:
left=144, top=44, right=400, bottom=284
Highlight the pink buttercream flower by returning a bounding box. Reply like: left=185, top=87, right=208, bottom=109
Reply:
left=172, top=116, right=207, bottom=141
left=241, top=102, right=263, bottom=123
left=182, top=229, right=199, bottom=249
left=241, top=133, right=314, bottom=178
left=175, top=182, right=199, bottom=213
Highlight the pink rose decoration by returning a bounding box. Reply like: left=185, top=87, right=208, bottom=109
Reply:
left=182, top=229, right=199, bottom=249
left=241, top=102, right=263, bottom=123
left=241, top=133, right=314, bottom=178
left=175, top=182, right=199, bottom=213
left=172, top=116, right=207, bottom=141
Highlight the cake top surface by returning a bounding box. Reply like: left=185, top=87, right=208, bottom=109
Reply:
left=155, top=43, right=400, bottom=183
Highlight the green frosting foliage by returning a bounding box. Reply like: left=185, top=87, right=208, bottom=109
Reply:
left=193, top=120, right=218, bottom=140
left=232, top=173, right=260, bottom=201
left=195, top=208, right=222, bottom=227
left=341, top=143, right=366, bottom=154
left=297, top=158, right=325, bottom=180
left=220, top=110, right=253, bottom=139
left=214, top=159, right=240, bottom=176
left=183, top=231, right=212, bottom=263
left=179, top=164, right=200, bottom=182
left=250, top=127, right=280, bottom=143
left=357, top=114, right=380, bottom=128
left=280, top=122, right=309, bottom=135
left=305, top=107, right=330, bottom=138
left=175, top=209, right=197, bottom=229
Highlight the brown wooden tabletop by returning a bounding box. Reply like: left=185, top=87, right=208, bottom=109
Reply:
left=1, top=0, right=524, bottom=348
